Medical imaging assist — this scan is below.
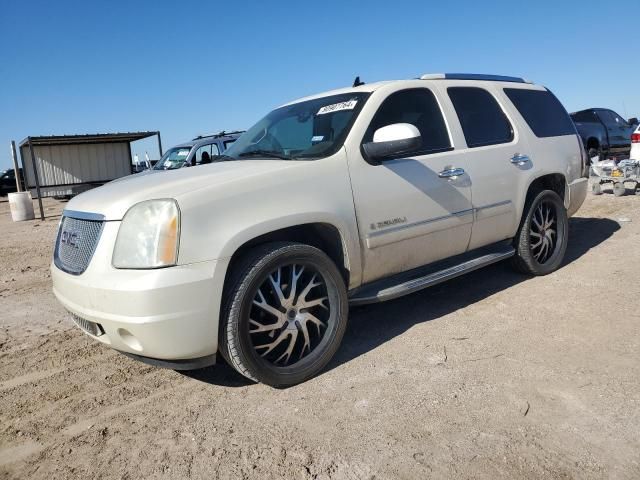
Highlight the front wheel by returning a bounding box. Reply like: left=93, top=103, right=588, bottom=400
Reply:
left=220, top=242, right=348, bottom=387
left=511, top=190, right=568, bottom=275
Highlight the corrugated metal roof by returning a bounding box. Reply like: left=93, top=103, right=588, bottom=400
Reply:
left=19, top=131, right=158, bottom=147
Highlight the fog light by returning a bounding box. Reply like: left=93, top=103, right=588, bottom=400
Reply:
left=117, top=328, right=143, bottom=352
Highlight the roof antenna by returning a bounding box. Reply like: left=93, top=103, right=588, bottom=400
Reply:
left=353, top=76, right=365, bottom=87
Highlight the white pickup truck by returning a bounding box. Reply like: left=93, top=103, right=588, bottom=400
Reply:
left=51, top=73, right=588, bottom=387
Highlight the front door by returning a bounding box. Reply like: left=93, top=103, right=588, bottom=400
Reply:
left=597, top=110, right=634, bottom=150
left=347, top=87, right=473, bottom=284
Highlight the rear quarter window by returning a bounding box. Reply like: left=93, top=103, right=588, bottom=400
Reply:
left=504, top=88, right=575, bottom=138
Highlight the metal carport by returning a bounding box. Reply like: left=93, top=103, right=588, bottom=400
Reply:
left=18, top=132, right=162, bottom=220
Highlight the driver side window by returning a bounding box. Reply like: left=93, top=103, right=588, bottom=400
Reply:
left=363, top=88, right=452, bottom=156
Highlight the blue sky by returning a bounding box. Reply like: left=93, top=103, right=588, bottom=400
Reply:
left=1, top=0, right=638, bottom=170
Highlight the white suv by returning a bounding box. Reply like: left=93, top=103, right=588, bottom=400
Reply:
left=51, top=73, right=588, bottom=387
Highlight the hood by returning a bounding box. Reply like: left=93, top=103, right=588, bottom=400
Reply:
left=65, top=160, right=297, bottom=220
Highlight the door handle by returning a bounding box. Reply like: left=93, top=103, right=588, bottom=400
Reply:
left=510, top=154, right=530, bottom=166
left=438, top=167, right=465, bottom=179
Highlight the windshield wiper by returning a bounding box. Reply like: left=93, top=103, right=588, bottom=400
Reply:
left=237, top=150, right=290, bottom=160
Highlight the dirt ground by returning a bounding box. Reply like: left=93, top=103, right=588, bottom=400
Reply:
left=0, top=187, right=639, bottom=480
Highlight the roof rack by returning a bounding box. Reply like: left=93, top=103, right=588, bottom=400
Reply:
left=419, top=73, right=532, bottom=84
left=192, top=130, right=245, bottom=141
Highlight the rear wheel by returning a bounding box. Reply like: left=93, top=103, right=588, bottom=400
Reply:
left=511, top=190, right=568, bottom=275
left=220, top=242, right=348, bottom=387
left=587, top=146, right=602, bottom=164
left=612, top=182, right=626, bottom=197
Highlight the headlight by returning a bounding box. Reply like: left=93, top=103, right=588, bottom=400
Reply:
left=112, top=199, right=180, bottom=269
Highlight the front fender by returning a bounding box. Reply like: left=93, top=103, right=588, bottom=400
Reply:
left=174, top=152, right=363, bottom=288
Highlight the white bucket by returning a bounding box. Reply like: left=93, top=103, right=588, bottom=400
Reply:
left=8, top=191, right=35, bottom=221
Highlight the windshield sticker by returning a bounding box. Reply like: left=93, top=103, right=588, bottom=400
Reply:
left=311, top=135, right=324, bottom=142
left=177, top=150, right=189, bottom=156
left=317, top=99, right=358, bottom=116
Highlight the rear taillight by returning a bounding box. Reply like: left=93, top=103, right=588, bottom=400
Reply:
left=632, top=133, right=640, bottom=143
left=577, top=134, right=589, bottom=176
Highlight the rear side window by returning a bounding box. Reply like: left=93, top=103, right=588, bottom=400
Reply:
left=571, top=110, right=598, bottom=123
left=504, top=88, right=575, bottom=138
left=447, top=87, right=513, bottom=148
left=363, top=88, right=451, bottom=156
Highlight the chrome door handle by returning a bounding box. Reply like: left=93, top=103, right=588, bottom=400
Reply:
left=511, top=154, right=530, bottom=165
left=438, top=167, right=465, bottom=178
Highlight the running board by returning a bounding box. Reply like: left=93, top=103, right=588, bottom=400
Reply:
left=349, top=243, right=515, bottom=306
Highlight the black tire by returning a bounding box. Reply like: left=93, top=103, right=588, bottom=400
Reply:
left=220, top=242, right=348, bottom=387
left=587, top=146, right=601, bottom=165
left=511, top=190, right=568, bottom=276
left=612, top=182, right=626, bottom=197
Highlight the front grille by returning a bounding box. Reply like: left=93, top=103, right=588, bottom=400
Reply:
left=70, top=312, right=105, bottom=337
left=54, top=215, right=104, bottom=275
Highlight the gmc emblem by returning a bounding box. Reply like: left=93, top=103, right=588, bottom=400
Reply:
left=61, top=230, right=80, bottom=248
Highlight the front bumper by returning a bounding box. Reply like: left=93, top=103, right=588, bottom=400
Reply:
left=52, top=260, right=221, bottom=360
left=51, top=221, right=228, bottom=361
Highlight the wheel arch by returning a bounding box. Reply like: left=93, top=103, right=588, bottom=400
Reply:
left=586, top=137, right=599, bottom=150
left=521, top=173, right=568, bottom=216
left=220, top=219, right=354, bottom=293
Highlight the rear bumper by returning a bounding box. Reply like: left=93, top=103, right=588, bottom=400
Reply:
left=567, top=177, right=588, bottom=217
left=51, top=257, right=226, bottom=361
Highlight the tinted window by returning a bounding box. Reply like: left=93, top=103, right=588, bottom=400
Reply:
left=504, top=88, right=575, bottom=138
left=194, top=144, right=215, bottom=165
left=363, top=88, right=451, bottom=156
left=211, top=143, right=220, bottom=156
left=447, top=87, right=513, bottom=148
left=597, top=110, right=629, bottom=128
left=571, top=110, right=598, bottom=123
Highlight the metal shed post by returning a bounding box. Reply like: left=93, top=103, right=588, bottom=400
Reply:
left=27, top=137, right=45, bottom=221
left=10, top=141, right=23, bottom=192
left=157, top=131, right=163, bottom=156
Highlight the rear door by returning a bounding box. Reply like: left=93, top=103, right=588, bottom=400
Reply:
left=440, top=83, right=528, bottom=250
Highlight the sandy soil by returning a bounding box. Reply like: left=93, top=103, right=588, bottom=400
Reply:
left=0, top=187, right=639, bottom=480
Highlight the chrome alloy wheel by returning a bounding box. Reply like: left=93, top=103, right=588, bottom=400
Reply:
left=249, top=264, right=330, bottom=366
left=530, top=200, right=557, bottom=264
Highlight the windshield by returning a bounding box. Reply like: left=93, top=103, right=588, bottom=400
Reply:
left=224, top=92, right=370, bottom=160
left=153, top=146, right=193, bottom=170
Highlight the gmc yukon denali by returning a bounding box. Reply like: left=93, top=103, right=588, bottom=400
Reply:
left=51, top=73, right=588, bottom=387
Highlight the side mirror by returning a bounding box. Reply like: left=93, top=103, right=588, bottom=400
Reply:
left=628, top=117, right=638, bottom=127
left=362, top=123, right=421, bottom=163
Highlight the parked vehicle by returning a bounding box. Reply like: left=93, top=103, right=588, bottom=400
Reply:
left=570, top=108, right=637, bottom=163
left=153, top=131, right=243, bottom=171
left=51, top=73, right=588, bottom=387
left=0, top=168, right=25, bottom=196
left=631, top=124, right=640, bottom=160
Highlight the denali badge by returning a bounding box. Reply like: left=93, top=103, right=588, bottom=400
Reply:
left=60, top=230, right=80, bottom=248
left=370, top=217, right=407, bottom=230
